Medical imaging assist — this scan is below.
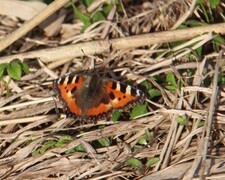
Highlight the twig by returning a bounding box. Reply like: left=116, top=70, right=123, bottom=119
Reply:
left=0, top=0, right=70, bottom=52
left=0, top=23, right=225, bottom=65
left=0, top=115, right=56, bottom=126
left=200, top=53, right=221, bottom=178
left=0, top=97, right=53, bottom=112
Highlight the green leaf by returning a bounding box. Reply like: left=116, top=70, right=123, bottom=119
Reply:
left=148, top=89, right=161, bottom=99
left=7, top=61, right=22, bottom=80
left=177, top=80, right=184, bottom=90
left=81, top=0, right=94, bottom=7
left=165, top=85, right=177, bottom=91
left=212, top=35, right=225, bottom=51
left=98, top=137, right=111, bottom=147
left=55, top=136, right=72, bottom=147
left=146, top=157, right=160, bottom=167
left=98, top=125, right=106, bottom=129
left=166, top=72, right=177, bottom=87
left=132, top=146, right=141, bottom=153
left=74, top=144, right=86, bottom=152
left=197, top=121, right=205, bottom=127
left=20, top=62, right=30, bottom=74
left=44, top=140, right=57, bottom=148
left=125, top=158, right=143, bottom=169
left=71, top=3, right=92, bottom=29
left=141, top=80, right=152, bottom=89
left=138, top=129, right=153, bottom=145
left=116, top=0, right=123, bottom=12
left=152, top=75, right=164, bottom=82
left=192, top=46, right=202, bottom=58
left=184, top=20, right=208, bottom=27
left=130, top=104, right=147, bottom=119
left=196, top=0, right=204, bottom=4
left=144, top=129, right=153, bottom=141
left=175, top=115, right=187, bottom=126
left=112, top=110, right=121, bottom=121
left=32, top=150, right=40, bottom=156
left=102, top=3, right=114, bottom=15
left=0, top=63, right=8, bottom=78
left=138, top=137, right=147, bottom=145
left=32, top=140, right=57, bottom=156
left=199, top=3, right=209, bottom=23
left=219, top=73, right=225, bottom=84
left=210, top=0, right=220, bottom=8
left=92, top=11, right=105, bottom=23
left=33, top=137, right=73, bottom=156
left=213, top=35, right=225, bottom=44
left=178, top=24, right=188, bottom=29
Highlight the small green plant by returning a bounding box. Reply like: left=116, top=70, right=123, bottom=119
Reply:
left=138, top=129, right=153, bottom=145
left=166, top=72, right=177, bottom=91
left=212, top=35, right=225, bottom=52
left=32, top=136, right=73, bottom=156
left=196, top=0, right=221, bottom=23
left=0, top=60, right=29, bottom=80
left=219, top=73, right=225, bottom=85
left=71, top=0, right=121, bottom=31
left=97, top=137, right=111, bottom=147
left=125, top=158, right=143, bottom=169
left=146, top=157, right=160, bottom=168
left=130, top=104, right=147, bottom=119
left=0, top=60, right=30, bottom=96
left=197, top=121, right=205, bottom=127
left=175, top=115, right=187, bottom=126
left=141, top=79, right=162, bottom=99
left=126, top=156, right=159, bottom=169
left=111, top=104, right=147, bottom=121
left=112, top=110, right=122, bottom=121
left=74, top=144, right=86, bottom=152
left=165, top=72, right=183, bottom=91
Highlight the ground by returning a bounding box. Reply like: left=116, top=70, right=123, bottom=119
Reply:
left=0, top=0, right=225, bottom=179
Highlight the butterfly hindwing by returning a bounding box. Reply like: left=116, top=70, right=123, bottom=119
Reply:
left=105, top=80, right=145, bottom=109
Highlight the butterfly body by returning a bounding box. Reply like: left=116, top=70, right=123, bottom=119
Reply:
left=53, top=73, right=145, bottom=121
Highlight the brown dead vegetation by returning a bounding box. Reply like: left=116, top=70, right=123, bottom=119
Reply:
left=0, top=0, right=225, bottom=179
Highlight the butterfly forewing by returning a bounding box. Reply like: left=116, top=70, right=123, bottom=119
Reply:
left=53, top=74, right=146, bottom=121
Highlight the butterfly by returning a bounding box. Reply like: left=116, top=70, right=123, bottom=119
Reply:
left=53, top=73, right=146, bottom=122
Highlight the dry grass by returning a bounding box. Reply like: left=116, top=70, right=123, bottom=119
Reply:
left=0, top=0, right=225, bottom=179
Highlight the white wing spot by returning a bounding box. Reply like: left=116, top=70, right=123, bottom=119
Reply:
left=64, top=76, right=69, bottom=85
left=137, top=90, right=142, bottom=96
left=116, top=83, right=121, bottom=91
left=72, top=76, right=77, bottom=83
left=57, top=78, right=61, bottom=84
left=126, top=86, right=131, bottom=95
